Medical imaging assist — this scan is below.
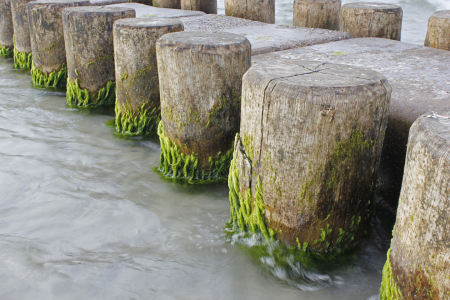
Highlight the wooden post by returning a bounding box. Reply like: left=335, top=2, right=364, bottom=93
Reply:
left=340, top=2, right=403, bottom=40
left=293, top=0, right=341, bottom=30
left=62, top=6, right=135, bottom=107
left=225, top=0, right=274, bottom=24
left=380, top=111, right=450, bottom=300
left=0, top=0, right=14, bottom=57
left=27, top=0, right=90, bottom=88
left=152, top=0, right=180, bottom=9
left=229, top=60, right=391, bottom=252
left=10, top=0, right=33, bottom=69
left=424, top=10, right=450, bottom=51
left=156, top=31, right=251, bottom=182
left=181, top=0, right=216, bottom=14
left=114, top=18, right=183, bottom=135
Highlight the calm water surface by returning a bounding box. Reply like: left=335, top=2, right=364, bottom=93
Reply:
left=0, top=56, right=396, bottom=299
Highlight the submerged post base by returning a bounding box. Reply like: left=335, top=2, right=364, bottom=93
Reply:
left=157, top=121, right=233, bottom=183
left=67, top=77, right=115, bottom=107
left=13, top=46, right=32, bottom=70
left=31, top=64, right=67, bottom=87
left=0, top=45, right=12, bottom=57
left=115, top=101, right=160, bottom=135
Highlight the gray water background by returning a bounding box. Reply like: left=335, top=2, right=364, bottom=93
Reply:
left=0, top=0, right=448, bottom=298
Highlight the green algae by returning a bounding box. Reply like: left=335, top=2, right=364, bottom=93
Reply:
left=31, top=63, right=67, bottom=87
left=380, top=248, right=402, bottom=300
left=228, top=135, right=275, bottom=241
left=115, top=100, right=160, bottom=135
left=67, top=76, right=115, bottom=107
left=157, top=121, right=233, bottom=183
left=0, top=45, right=13, bottom=58
left=13, top=47, right=32, bottom=70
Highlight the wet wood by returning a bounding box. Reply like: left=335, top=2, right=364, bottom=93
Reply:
left=238, top=60, right=391, bottom=251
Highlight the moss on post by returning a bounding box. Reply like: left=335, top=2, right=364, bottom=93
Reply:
left=13, top=43, right=32, bottom=69
left=228, top=136, right=275, bottom=241
left=115, top=100, right=160, bottom=135
left=66, top=76, right=115, bottom=107
left=0, top=45, right=13, bottom=57
left=380, top=247, right=402, bottom=300
left=31, top=63, right=67, bottom=87
left=157, top=121, right=233, bottom=183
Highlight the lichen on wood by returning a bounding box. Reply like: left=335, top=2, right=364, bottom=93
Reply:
left=67, top=76, right=115, bottom=107
left=157, top=121, right=233, bottom=183
left=31, top=63, right=67, bottom=87
left=115, top=100, right=160, bottom=135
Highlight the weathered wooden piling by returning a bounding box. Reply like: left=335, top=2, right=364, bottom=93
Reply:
left=0, top=0, right=14, bottom=57
left=293, top=0, right=341, bottom=30
left=62, top=6, right=135, bottom=107
left=229, top=60, right=391, bottom=252
left=225, top=0, right=274, bottom=24
left=340, top=3, right=403, bottom=40
left=114, top=18, right=183, bottom=135
left=28, top=0, right=89, bottom=87
left=181, top=0, right=216, bottom=14
left=380, top=111, right=450, bottom=300
left=156, top=31, right=251, bottom=182
left=89, top=0, right=128, bottom=4
left=424, top=10, right=450, bottom=51
left=153, top=0, right=180, bottom=9
left=10, top=0, right=33, bottom=69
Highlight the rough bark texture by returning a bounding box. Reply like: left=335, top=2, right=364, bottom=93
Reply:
left=153, top=0, right=179, bottom=9
left=0, top=0, right=14, bottom=53
left=234, top=60, right=391, bottom=252
left=156, top=31, right=251, bottom=180
left=181, top=0, right=216, bottom=14
left=380, top=111, right=450, bottom=300
left=11, top=0, right=33, bottom=68
left=293, top=0, right=341, bottom=30
left=424, top=10, right=450, bottom=51
left=340, top=2, right=403, bottom=41
left=225, top=0, right=274, bottom=24
left=114, top=18, right=183, bottom=134
left=27, top=0, right=89, bottom=87
left=62, top=6, right=135, bottom=106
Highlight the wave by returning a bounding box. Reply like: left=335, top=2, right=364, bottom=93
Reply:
left=429, top=0, right=450, bottom=10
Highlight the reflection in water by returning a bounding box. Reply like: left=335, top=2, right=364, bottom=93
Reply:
left=0, top=55, right=394, bottom=300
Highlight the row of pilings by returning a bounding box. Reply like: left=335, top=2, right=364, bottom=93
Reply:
left=0, top=0, right=450, bottom=298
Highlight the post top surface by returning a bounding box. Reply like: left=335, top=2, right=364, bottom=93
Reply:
left=417, top=112, right=450, bottom=143
left=158, top=31, right=250, bottom=47
left=251, top=60, right=387, bottom=88
left=342, top=2, right=401, bottom=10
left=294, top=0, right=340, bottom=4
left=63, top=5, right=135, bottom=14
left=114, top=17, right=183, bottom=29
left=28, top=0, right=89, bottom=6
left=431, top=10, right=450, bottom=19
